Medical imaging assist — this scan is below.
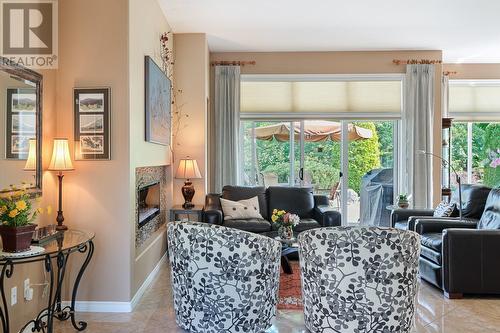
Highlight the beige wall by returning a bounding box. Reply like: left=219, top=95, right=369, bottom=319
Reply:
left=209, top=51, right=443, bottom=204
left=444, top=63, right=500, bottom=79
left=55, top=0, right=131, bottom=303
left=128, top=0, right=172, bottom=295
left=173, top=34, right=210, bottom=206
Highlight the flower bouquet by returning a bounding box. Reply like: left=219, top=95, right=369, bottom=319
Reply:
left=271, top=209, right=300, bottom=240
left=0, top=184, right=49, bottom=252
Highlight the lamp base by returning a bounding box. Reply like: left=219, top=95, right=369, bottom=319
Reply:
left=181, top=180, right=195, bottom=209
left=56, top=224, right=68, bottom=231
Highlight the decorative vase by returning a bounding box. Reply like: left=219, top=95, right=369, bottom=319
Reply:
left=0, top=224, right=37, bottom=253
left=398, top=201, right=409, bottom=209
left=278, top=226, right=293, bottom=240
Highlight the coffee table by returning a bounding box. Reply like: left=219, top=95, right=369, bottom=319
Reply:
left=262, top=230, right=300, bottom=274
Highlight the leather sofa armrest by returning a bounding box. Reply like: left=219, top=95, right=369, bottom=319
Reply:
left=442, top=229, right=500, bottom=294
left=313, top=205, right=341, bottom=227
left=390, top=208, right=434, bottom=227
left=203, top=193, right=223, bottom=225
left=313, top=195, right=330, bottom=207
left=414, top=219, right=477, bottom=235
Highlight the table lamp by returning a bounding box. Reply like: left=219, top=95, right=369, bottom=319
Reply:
left=175, top=157, right=202, bottom=208
left=24, top=138, right=37, bottom=171
left=48, top=138, right=74, bottom=230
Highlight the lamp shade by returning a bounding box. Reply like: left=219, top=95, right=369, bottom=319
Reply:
left=24, top=138, right=37, bottom=171
left=48, top=138, right=74, bottom=171
left=175, top=158, right=202, bottom=179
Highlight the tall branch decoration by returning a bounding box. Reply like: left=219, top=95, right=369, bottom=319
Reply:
left=160, top=32, right=188, bottom=152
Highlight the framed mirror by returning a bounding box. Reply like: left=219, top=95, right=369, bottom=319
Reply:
left=0, top=57, right=42, bottom=196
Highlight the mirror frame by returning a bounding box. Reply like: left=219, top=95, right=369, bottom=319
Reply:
left=0, top=57, right=43, bottom=197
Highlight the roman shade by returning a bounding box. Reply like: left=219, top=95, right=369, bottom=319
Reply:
left=241, top=81, right=402, bottom=114
left=449, top=81, right=500, bottom=119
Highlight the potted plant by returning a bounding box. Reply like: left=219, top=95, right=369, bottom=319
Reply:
left=397, top=194, right=410, bottom=209
left=0, top=185, right=42, bottom=252
left=271, top=209, right=300, bottom=240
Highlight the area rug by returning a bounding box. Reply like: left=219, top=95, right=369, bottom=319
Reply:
left=277, top=261, right=303, bottom=310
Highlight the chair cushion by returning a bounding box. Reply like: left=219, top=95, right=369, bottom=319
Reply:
left=223, top=218, right=272, bottom=233
left=478, top=188, right=500, bottom=230
left=267, top=186, right=314, bottom=218
left=294, top=218, right=321, bottom=232
left=394, top=221, right=409, bottom=230
left=420, top=245, right=441, bottom=265
left=420, top=233, right=443, bottom=252
left=222, top=186, right=268, bottom=220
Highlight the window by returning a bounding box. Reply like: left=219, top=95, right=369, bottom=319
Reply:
left=449, top=80, right=500, bottom=189
left=240, top=75, right=403, bottom=225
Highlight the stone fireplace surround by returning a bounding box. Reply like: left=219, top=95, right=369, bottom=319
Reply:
left=136, top=166, right=168, bottom=248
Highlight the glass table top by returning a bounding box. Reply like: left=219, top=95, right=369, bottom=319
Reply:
left=0, top=229, right=94, bottom=262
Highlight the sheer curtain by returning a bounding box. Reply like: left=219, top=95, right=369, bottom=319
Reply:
left=214, top=66, right=241, bottom=193
left=402, top=64, right=435, bottom=208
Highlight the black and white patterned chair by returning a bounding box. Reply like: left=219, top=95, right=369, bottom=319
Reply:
left=298, top=226, right=421, bottom=333
left=167, top=221, right=281, bottom=333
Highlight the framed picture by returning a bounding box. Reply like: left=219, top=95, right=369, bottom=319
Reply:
left=6, top=88, right=36, bottom=159
left=74, top=88, right=110, bottom=160
left=145, top=56, right=171, bottom=146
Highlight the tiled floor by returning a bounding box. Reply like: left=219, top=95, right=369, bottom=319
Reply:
left=54, top=259, right=500, bottom=333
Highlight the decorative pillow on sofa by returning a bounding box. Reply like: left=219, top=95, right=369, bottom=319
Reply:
left=433, top=201, right=456, bottom=217
left=220, top=196, right=264, bottom=221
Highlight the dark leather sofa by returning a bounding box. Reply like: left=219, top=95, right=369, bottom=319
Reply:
left=390, top=184, right=492, bottom=231
left=203, top=186, right=341, bottom=233
left=414, top=187, right=499, bottom=298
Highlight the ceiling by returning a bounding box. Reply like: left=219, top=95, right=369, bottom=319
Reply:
left=159, top=0, right=500, bottom=63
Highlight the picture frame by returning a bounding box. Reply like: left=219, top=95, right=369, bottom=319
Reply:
left=145, top=56, right=171, bottom=146
left=73, top=87, right=110, bottom=160
left=5, top=88, right=37, bottom=159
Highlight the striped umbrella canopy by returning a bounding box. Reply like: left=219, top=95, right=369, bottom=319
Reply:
left=251, top=120, right=373, bottom=142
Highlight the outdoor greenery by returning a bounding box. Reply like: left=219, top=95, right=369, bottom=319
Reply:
left=451, top=122, right=499, bottom=188
left=242, top=121, right=394, bottom=194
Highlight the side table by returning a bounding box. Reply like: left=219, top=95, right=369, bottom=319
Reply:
left=0, top=229, right=94, bottom=333
left=169, top=205, right=204, bottom=222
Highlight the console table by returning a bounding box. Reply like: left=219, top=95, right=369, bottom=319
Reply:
left=0, top=229, right=94, bottom=333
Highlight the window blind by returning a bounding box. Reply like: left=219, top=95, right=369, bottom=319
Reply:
left=449, top=82, right=500, bottom=115
left=240, top=81, right=402, bottom=114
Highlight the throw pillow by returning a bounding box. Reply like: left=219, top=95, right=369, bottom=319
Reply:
left=433, top=201, right=456, bottom=217
left=220, top=196, right=263, bottom=220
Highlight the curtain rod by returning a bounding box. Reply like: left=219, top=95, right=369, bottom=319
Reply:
left=393, top=59, right=442, bottom=65
left=443, top=71, right=458, bottom=76
left=211, top=61, right=256, bottom=67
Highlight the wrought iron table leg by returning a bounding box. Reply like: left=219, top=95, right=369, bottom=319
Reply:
left=0, top=260, right=14, bottom=333
left=69, top=240, right=94, bottom=331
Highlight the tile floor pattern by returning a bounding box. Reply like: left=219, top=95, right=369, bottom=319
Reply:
left=54, top=259, right=500, bottom=333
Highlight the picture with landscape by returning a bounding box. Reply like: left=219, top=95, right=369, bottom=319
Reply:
left=12, top=93, right=36, bottom=112
left=145, top=56, right=171, bottom=146
left=79, top=93, right=104, bottom=112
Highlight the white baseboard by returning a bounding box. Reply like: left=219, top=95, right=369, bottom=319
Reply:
left=61, top=251, right=167, bottom=313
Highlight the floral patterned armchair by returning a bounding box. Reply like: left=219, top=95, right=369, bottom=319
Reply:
left=167, top=221, right=281, bottom=333
left=298, top=226, right=420, bottom=333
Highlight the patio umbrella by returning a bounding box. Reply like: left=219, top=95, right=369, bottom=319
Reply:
left=251, top=120, right=373, bottom=142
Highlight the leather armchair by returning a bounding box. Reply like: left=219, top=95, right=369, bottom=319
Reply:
left=415, top=188, right=500, bottom=298
left=391, top=184, right=492, bottom=231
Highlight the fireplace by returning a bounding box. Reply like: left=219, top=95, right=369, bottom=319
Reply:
left=137, top=182, right=160, bottom=228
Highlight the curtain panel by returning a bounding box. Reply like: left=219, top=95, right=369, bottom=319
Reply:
left=214, top=66, right=241, bottom=193
left=402, top=64, right=435, bottom=208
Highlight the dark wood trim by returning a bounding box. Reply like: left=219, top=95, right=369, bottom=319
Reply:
left=0, top=56, right=42, bottom=196
left=444, top=292, right=463, bottom=299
